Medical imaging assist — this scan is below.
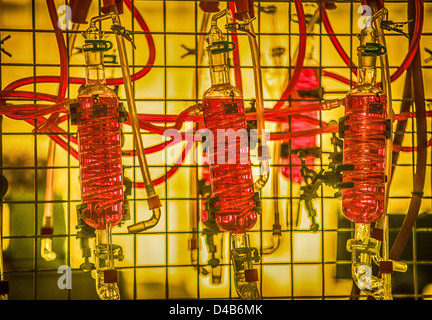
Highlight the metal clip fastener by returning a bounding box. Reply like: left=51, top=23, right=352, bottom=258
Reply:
left=209, top=41, right=236, bottom=54
left=381, top=19, right=412, bottom=38
left=111, top=24, right=136, bottom=49
left=82, top=39, right=113, bottom=52
left=363, top=42, right=387, bottom=56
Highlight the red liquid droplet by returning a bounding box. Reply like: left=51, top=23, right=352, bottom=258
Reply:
left=76, top=95, right=124, bottom=229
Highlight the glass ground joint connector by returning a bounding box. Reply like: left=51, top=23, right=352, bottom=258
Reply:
left=231, top=233, right=261, bottom=300
left=75, top=208, right=96, bottom=272
left=347, top=223, right=407, bottom=300
left=94, top=242, right=124, bottom=281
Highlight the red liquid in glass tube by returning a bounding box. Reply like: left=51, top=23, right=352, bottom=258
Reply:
left=200, top=159, right=211, bottom=224
left=76, top=94, right=124, bottom=230
left=202, top=96, right=257, bottom=233
left=342, top=93, right=387, bottom=223
left=281, top=68, right=319, bottom=183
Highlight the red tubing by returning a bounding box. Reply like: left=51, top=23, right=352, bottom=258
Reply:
left=4, top=76, right=72, bottom=91
left=134, top=141, right=193, bottom=187
left=274, top=0, right=306, bottom=109
left=152, top=141, right=192, bottom=186
left=393, top=138, right=432, bottom=153
left=269, top=123, right=338, bottom=141
left=24, top=118, right=79, bottom=159
left=323, top=70, right=354, bottom=86
left=1, top=103, right=67, bottom=119
left=322, top=0, right=424, bottom=86
left=392, top=110, right=432, bottom=152
left=0, top=0, right=157, bottom=165
left=321, top=6, right=357, bottom=76
left=122, top=0, right=155, bottom=83
left=38, top=0, right=69, bottom=132
left=135, top=106, right=201, bottom=138
left=135, top=101, right=327, bottom=133
left=135, top=101, right=328, bottom=131
left=137, top=111, right=326, bottom=127
left=266, top=102, right=324, bottom=117
left=3, top=0, right=427, bottom=192
left=123, top=138, right=178, bottom=156
left=0, top=90, right=57, bottom=102
left=46, top=0, right=68, bottom=101
left=394, top=111, right=432, bottom=122
left=389, top=0, right=423, bottom=83
left=2, top=0, right=155, bottom=91
left=1, top=0, right=70, bottom=139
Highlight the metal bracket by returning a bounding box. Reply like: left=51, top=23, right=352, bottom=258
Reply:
left=117, top=102, right=128, bottom=123
left=231, top=246, right=260, bottom=266
left=69, top=102, right=81, bottom=125
left=0, top=35, right=12, bottom=57
left=180, top=44, right=196, bottom=58
left=346, top=237, right=380, bottom=256
left=111, top=24, right=136, bottom=49
left=381, top=19, right=412, bottom=38
left=95, top=243, right=124, bottom=261
left=226, top=17, right=256, bottom=35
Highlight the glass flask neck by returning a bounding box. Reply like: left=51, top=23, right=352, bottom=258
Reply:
left=210, top=64, right=230, bottom=86
left=84, top=48, right=106, bottom=85
left=357, top=66, right=377, bottom=87
left=356, top=28, right=379, bottom=88
left=86, top=65, right=106, bottom=85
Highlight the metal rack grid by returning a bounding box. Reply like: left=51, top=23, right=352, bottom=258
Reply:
left=0, top=0, right=431, bottom=300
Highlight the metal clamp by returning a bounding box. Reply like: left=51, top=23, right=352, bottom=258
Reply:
left=95, top=243, right=124, bottom=261
left=209, top=41, right=236, bottom=54
left=117, top=102, right=128, bottom=123
left=362, top=42, right=387, bottom=56
left=346, top=237, right=380, bottom=256
left=231, top=246, right=260, bottom=265
left=83, top=39, right=113, bottom=52
left=338, top=115, right=350, bottom=139
left=226, top=16, right=256, bottom=34
left=111, top=24, right=136, bottom=49
left=69, top=102, right=81, bottom=125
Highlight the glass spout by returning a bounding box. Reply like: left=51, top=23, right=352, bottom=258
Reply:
left=94, top=226, right=121, bottom=300
left=230, top=233, right=260, bottom=300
